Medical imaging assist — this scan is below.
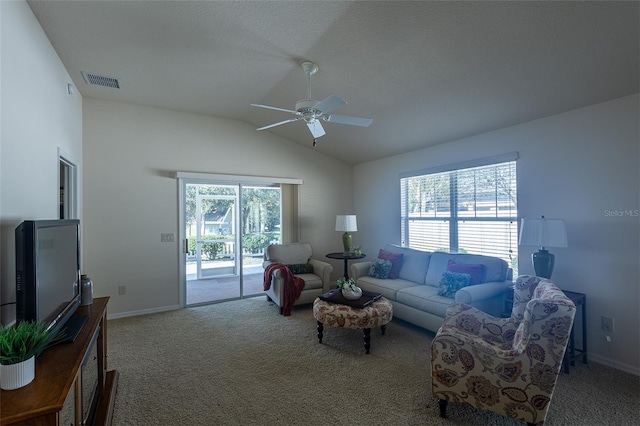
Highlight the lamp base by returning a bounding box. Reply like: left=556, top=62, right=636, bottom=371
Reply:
left=532, top=249, right=555, bottom=279
left=342, top=232, right=352, bottom=255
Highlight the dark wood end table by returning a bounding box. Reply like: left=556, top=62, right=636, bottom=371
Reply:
left=503, top=286, right=587, bottom=374
left=325, top=252, right=366, bottom=278
left=562, top=290, right=587, bottom=373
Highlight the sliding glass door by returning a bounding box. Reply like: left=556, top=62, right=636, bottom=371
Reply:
left=193, top=188, right=237, bottom=280
left=182, top=181, right=282, bottom=306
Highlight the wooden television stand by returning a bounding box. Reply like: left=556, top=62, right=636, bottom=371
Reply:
left=1, top=297, right=119, bottom=426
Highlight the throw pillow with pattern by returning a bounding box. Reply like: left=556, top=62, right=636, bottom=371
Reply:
left=378, top=249, right=404, bottom=279
left=286, top=263, right=314, bottom=274
left=369, top=258, right=393, bottom=279
left=438, top=271, right=472, bottom=298
left=447, top=260, right=485, bottom=285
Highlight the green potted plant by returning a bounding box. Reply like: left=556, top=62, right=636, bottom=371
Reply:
left=0, top=321, right=54, bottom=390
left=337, top=277, right=362, bottom=300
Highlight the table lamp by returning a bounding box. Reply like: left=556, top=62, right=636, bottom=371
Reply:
left=335, top=215, right=357, bottom=254
left=519, top=216, right=568, bottom=279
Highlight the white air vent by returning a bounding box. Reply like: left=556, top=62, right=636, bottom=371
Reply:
left=81, top=72, right=121, bottom=89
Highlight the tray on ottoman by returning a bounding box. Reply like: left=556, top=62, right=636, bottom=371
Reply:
left=319, top=289, right=382, bottom=309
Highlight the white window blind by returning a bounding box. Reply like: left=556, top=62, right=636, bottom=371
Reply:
left=400, top=158, right=517, bottom=271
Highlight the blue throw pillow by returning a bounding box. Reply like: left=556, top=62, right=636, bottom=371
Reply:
left=369, top=258, right=392, bottom=279
left=438, top=271, right=472, bottom=298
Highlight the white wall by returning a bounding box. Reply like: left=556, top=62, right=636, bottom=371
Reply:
left=0, top=0, right=83, bottom=324
left=82, top=98, right=352, bottom=317
left=354, top=94, right=640, bottom=374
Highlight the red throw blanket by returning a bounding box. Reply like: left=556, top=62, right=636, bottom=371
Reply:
left=263, top=262, right=306, bottom=316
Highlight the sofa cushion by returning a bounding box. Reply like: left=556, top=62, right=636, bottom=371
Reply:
left=369, top=258, right=392, bottom=279
left=384, top=244, right=431, bottom=284
left=271, top=270, right=321, bottom=289
left=396, top=285, right=452, bottom=318
left=378, top=249, right=404, bottom=279
left=447, top=260, right=485, bottom=285
left=296, top=274, right=322, bottom=290
left=438, top=271, right=472, bottom=298
left=356, top=275, right=416, bottom=301
left=425, top=252, right=509, bottom=287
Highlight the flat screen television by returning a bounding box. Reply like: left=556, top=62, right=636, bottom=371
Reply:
left=15, top=219, right=83, bottom=345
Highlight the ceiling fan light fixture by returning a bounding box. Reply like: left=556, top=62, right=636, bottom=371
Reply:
left=295, top=99, right=319, bottom=111
left=251, top=60, right=372, bottom=138
left=301, top=61, right=319, bottom=77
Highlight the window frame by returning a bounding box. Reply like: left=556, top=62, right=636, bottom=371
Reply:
left=400, top=153, right=518, bottom=267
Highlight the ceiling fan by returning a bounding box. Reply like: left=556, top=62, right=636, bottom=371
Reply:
left=251, top=61, right=372, bottom=145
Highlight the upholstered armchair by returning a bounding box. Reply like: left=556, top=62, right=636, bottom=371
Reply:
left=431, top=275, right=576, bottom=425
left=263, top=243, right=333, bottom=315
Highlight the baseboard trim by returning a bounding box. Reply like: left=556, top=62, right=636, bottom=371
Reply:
left=106, top=304, right=181, bottom=320
left=588, top=353, right=639, bottom=376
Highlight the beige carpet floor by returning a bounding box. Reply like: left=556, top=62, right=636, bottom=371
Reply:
left=107, top=297, right=639, bottom=425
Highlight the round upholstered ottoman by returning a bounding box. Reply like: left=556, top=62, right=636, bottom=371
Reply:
left=312, top=296, right=393, bottom=354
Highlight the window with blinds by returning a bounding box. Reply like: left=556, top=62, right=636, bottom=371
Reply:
left=400, top=159, right=517, bottom=272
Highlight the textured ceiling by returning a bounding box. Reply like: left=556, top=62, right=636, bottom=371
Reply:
left=27, top=1, right=639, bottom=165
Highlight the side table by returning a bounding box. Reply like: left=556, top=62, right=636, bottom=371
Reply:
left=502, top=284, right=515, bottom=318
left=562, top=290, right=587, bottom=374
left=325, top=252, right=366, bottom=278
left=503, top=287, right=587, bottom=373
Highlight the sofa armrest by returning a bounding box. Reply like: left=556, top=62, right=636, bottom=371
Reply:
left=308, top=258, right=334, bottom=292
left=436, top=324, right=522, bottom=359
left=350, top=261, right=372, bottom=280
left=441, top=303, right=518, bottom=350
left=454, top=280, right=512, bottom=304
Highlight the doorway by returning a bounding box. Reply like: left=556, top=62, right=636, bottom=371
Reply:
left=59, top=152, right=78, bottom=220
left=182, top=181, right=282, bottom=305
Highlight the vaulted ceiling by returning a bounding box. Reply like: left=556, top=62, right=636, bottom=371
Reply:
left=27, top=1, right=639, bottom=164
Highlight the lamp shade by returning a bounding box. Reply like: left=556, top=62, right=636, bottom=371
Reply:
left=519, top=217, right=568, bottom=249
left=335, top=215, right=357, bottom=232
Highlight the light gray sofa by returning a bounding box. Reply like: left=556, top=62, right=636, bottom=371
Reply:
left=350, top=244, right=513, bottom=333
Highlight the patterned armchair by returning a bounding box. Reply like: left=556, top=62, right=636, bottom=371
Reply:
left=431, top=275, right=576, bottom=425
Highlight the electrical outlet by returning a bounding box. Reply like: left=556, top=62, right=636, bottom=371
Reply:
left=118, top=285, right=126, bottom=295
left=161, top=233, right=175, bottom=242
left=601, top=316, right=614, bottom=333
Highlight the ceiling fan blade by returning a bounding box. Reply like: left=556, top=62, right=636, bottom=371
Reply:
left=251, top=103, right=299, bottom=115
left=314, top=95, right=347, bottom=114
left=324, top=114, right=372, bottom=127
left=257, top=117, right=300, bottom=131
left=306, top=120, right=325, bottom=138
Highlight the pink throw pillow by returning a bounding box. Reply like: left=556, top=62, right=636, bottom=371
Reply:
left=447, top=260, right=485, bottom=285
left=378, top=249, right=404, bottom=279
